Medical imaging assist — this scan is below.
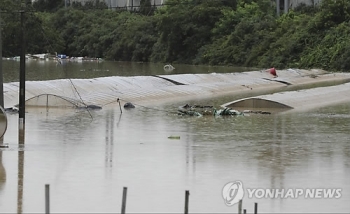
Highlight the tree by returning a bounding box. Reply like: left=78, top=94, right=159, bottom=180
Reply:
left=33, top=0, right=64, bottom=12
left=139, top=0, right=155, bottom=15
left=151, top=0, right=226, bottom=63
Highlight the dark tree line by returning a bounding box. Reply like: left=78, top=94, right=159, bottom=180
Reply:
left=1, top=0, right=350, bottom=71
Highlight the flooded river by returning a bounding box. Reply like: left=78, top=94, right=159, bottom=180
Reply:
left=0, top=60, right=349, bottom=213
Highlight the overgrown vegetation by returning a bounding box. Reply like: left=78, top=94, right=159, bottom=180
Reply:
left=1, top=0, right=350, bottom=71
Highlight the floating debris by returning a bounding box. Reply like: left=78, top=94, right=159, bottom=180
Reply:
left=178, top=104, right=244, bottom=117
left=181, top=104, right=213, bottom=109
left=124, top=102, right=135, bottom=109
left=4, top=107, right=19, bottom=114
left=178, top=109, right=203, bottom=117
left=86, top=105, right=102, bottom=110
left=168, top=135, right=180, bottom=139
left=213, top=108, right=243, bottom=116
left=77, top=105, right=102, bottom=110
left=242, top=110, right=271, bottom=115
left=0, top=144, right=9, bottom=148
left=163, top=64, right=175, bottom=72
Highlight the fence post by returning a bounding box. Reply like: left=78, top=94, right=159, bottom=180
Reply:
left=45, top=184, right=50, bottom=214
left=254, top=202, right=258, bottom=214
left=184, top=190, right=189, bottom=214
left=121, top=187, right=127, bottom=214
left=238, top=199, right=242, bottom=214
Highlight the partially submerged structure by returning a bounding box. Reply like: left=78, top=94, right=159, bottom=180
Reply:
left=222, top=82, right=350, bottom=113
left=3, top=69, right=350, bottom=112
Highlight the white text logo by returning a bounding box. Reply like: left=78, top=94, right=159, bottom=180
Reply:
left=222, top=181, right=342, bottom=206
left=222, top=181, right=245, bottom=206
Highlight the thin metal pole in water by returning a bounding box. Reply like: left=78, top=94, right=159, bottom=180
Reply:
left=238, top=199, right=242, bottom=214
left=254, top=202, right=258, bottom=214
left=117, top=98, right=122, bottom=114
left=19, top=10, right=26, bottom=126
left=45, top=184, right=50, bottom=214
left=184, top=190, right=189, bottom=214
left=121, top=187, right=127, bottom=214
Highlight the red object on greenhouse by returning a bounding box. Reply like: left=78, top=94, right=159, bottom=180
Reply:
left=269, top=67, right=277, bottom=77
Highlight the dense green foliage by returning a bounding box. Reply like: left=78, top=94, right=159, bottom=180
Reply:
left=1, top=0, right=350, bottom=71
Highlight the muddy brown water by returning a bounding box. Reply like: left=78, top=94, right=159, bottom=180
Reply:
left=0, top=60, right=349, bottom=213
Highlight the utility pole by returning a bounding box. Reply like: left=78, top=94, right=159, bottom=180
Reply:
left=0, top=11, right=4, bottom=108
left=276, top=0, right=280, bottom=16
left=19, top=10, right=26, bottom=127
left=284, top=0, right=289, bottom=14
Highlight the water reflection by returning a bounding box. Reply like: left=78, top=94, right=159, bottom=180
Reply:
left=18, top=114, right=25, bottom=214
left=105, top=109, right=115, bottom=169
left=17, top=150, right=24, bottom=214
